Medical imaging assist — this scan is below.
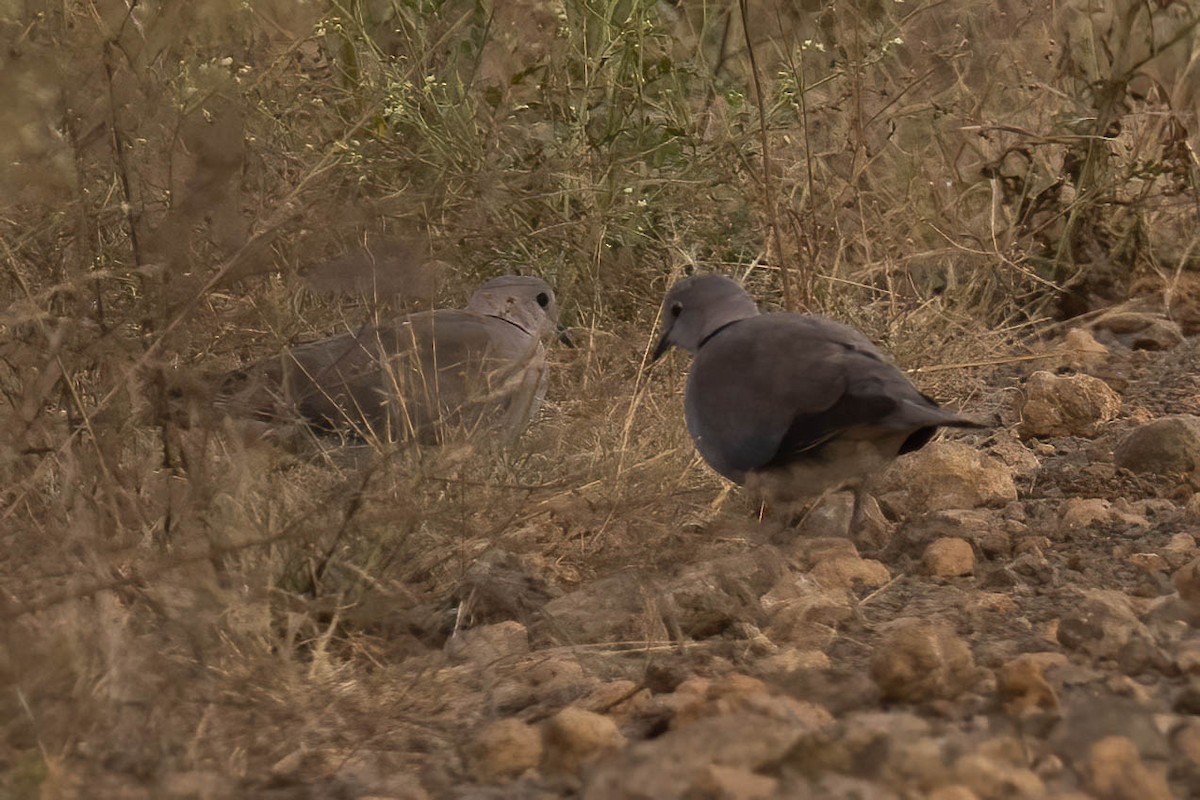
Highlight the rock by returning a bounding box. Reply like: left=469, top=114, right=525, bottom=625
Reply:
left=986, top=433, right=1042, bottom=475
left=1061, top=327, right=1111, bottom=371
left=581, top=713, right=818, bottom=799
left=1174, top=558, right=1200, bottom=615
left=789, top=537, right=861, bottom=568
left=445, top=621, right=530, bottom=665
left=879, top=442, right=1018, bottom=518
left=952, top=753, right=1045, bottom=800
left=667, top=674, right=831, bottom=730
left=922, top=538, right=976, bottom=577
left=578, top=680, right=654, bottom=723
left=758, top=648, right=831, bottom=676
left=467, top=718, right=542, bottom=782
left=1115, top=415, right=1200, bottom=476
left=685, top=765, right=778, bottom=799
left=1056, top=590, right=1153, bottom=659
left=1163, top=534, right=1197, bottom=569
left=1018, top=370, right=1120, bottom=439
left=1172, top=718, right=1200, bottom=765
left=541, top=706, right=625, bottom=777
left=811, top=556, right=892, bottom=591
left=491, top=655, right=593, bottom=714
left=1061, top=498, right=1117, bottom=529
left=784, top=710, right=931, bottom=779
left=1094, top=311, right=1184, bottom=351
left=662, top=550, right=788, bottom=638
left=1185, top=493, right=1200, bottom=522
left=870, top=619, right=978, bottom=702
left=539, top=574, right=667, bottom=644
left=928, top=787, right=981, bottom=800
left=911, top=509, right=1011, bottom=559
left=996, top=652, right=1068, bottom=714
left=1085, top=735, right=1172, bottom=800
left=1059, top=498, right=1150, bottom=532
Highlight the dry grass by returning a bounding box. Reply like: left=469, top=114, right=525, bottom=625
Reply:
left=2, top=0, right=1199, bottom=794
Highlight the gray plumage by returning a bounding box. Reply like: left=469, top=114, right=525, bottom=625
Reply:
left=651, top=274, right=982, bottom=527
left=225, top=275, right=564, bottom=444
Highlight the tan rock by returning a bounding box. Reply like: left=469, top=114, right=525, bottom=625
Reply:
left=759, top=648, right=831, bottom=676
left=670, top=673, right=832, bottom=729
left=1173, top=719, right=1200, bottom=765
left=811, top=556, right=892, bottom=590
left=1018, top=370, right=1120, bottom=439
left=789, top=536, right=860, bottom=568
left=444, top=620, right=530, bottom=665
left=923, top=537, right=976, bottom=577
left=879, top=442, right=1018, bottom=518
left=1115, top=415, right=1200, bottom=475
left=1174, top=558, right=1200, bottom=614
left=870, top=619, right=978, bottom=702
left=1056, top=590, right=1152, bottom=658
left=1086, top=735, right=1172, bottom=800
left=1163, top=533, right=1197, bottom=569
left=541, top=706, right=625, bottom=776
left=1061, top=498, right=1116, bottom=529
left=1062, top=326, right=1111, bottom=371
left=467, top=718, right=542, bottom=782
left=928, top=787, right=981, bottom=800
left=581, top=712, right=818, bottom=799
left=953, top=753, right=1045, bottom=800
left=1094, top=311, right=1184, bottom=350
left=996, top=652, right=1068, bottom=714
left=1185, top=493, right=1200, bottom=521
left=686, top=764, right=778, bottom=799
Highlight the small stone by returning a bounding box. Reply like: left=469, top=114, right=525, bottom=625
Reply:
left=444, top=621, right=530, bottom=665
left=1061, top=498, right=1116, bottom=530
left=928, top=787, right=980, bottom=800
left=1173, top=719, right=1200, bottom=765
left=541, top=706, right=625, bottom=776
left=467, top=718, right=543, bottom=782
left=1163, top=534, right=1197, bottom=569
left=952, top=753, right=1045, bottom=800
left=1085, top=735, right=1172, bottom=800
left=686, top=764, right=778, bottom=799
left=1174, top=558, right=1200, bottom=616
left=923, top=537, right=976, bottom=577
left=1094, top=312, right=1184, bottom=350
left=811, top=556, right=891, bottom=590
left=1115, top=415, right=1200, bottom=476
left=1174, top=639, right=1200, bottom=674
left=1057, top=590, right=1152, bottom=658
left=870, top=619, right=978, bottom=702
left=759, top=648, right=831, bottom=676
left=879, top=442, right=1018, bottom=518
left=996, top=652, right=1067, bottom=714
left=1185, top=493, right=1200, bottom=521
left=1061, top=327, right=1111, bottom=371
left=1018, top=370, right=1120, bottom=439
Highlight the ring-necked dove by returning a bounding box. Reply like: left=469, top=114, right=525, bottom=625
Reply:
left=651, top=275, right=983, bottom=531
left=225, top=275, right=567, bottom=445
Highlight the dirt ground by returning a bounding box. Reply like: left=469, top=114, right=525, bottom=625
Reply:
left=11, top=311, right=1200, bottom=799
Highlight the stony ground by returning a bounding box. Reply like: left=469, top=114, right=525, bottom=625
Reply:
left=13, top=309, right=1200, bottom=800
left=233, top=309, right=1200, bottom=800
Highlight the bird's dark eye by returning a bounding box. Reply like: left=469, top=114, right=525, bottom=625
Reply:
left=536, top=292, right=550, bottom=308
left=670, top=302, right=682, bottom=317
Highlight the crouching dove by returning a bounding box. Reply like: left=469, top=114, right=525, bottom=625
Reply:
left=225, top=275, right=568, bottom=445
left=650, top=275, right=983, bottom=532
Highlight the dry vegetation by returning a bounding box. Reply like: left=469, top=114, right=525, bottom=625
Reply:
left=3, top=0, right=1200, bottom=797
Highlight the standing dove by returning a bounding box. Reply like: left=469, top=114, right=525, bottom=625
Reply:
left=224, top=275, right=566, bottom=445
left=651, top=274, right=982, bottom=531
